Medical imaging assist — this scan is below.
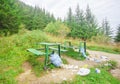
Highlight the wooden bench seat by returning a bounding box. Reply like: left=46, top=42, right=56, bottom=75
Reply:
left=27, top=48, right=46, bottom=56
left=49, top=47, right=67, bottom=52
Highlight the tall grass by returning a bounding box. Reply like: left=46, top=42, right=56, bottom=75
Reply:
left=0, top=30, right=48, bottom=84
left=0, top=30, right=120, bottom=84
left=87, top=41, right=120, bottom=54
left=47, top=34, right=120, bottom=54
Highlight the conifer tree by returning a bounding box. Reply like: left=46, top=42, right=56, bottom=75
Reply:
left=115, top=25, right=120, bottom=42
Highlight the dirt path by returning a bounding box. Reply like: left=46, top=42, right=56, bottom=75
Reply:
left=87, top=50, right=120, bottom=67
left=87, top=50, right=120, bottom=79
left=16, top=50, right=120, bottom=84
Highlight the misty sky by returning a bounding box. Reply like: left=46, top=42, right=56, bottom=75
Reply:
left=20, top=0, right=120, bottom=32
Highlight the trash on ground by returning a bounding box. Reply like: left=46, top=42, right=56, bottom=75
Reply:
left=77, top=68, right=90, bottom=76
left=94, top=59, right=101, bottom=63
left=83, top=64, right=88, bottom=68
left=104, top=63, right=111, bottom=66
left=95, top=68, right=101, bottom=73
left=63, top=77, right=67, bottom=81
left=61, top=64, right=79, bottom=70
left=50, top=52, right=62, bottom=67
left=73, top=48, right=79, bottom=52
left=87, top=55, right=108, bottom=63
left=100, top=56, right=108, bottom=61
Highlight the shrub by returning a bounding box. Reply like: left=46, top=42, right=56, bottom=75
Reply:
left=44, top=21, right=70, bottom=37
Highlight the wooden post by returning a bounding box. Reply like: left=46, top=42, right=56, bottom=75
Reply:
left=44, top=45, right=49, bottom=69
left=84, top=41, right=86, bottom=53
left=58, top=44, right=61, bottom=57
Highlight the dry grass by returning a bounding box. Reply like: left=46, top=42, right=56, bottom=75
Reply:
left=46, top=33, right=120, bottom=54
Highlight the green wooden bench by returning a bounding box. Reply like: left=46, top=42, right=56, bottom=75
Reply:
left=27, top=42, right=67, bottom=69
left=49, top=47, right=67, bottom=52
left=61, top=45, right=73, bottom=49
left=27, top=48, right=46, bottom=56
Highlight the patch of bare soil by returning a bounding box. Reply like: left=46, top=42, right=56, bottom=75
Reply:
left=16, top=56, right=97, bottom=84
left=110, top=69, right=120, bottom=79
left=87, top=50, right=120, bottom=80
left=16, top=62, right=37, bottom=84
left=16, top=50, right=120, bottom=84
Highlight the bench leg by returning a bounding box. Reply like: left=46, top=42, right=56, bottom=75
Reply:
left=58, top=45, right=61, bottom=57
left=44, top=45, right=49, bottom=68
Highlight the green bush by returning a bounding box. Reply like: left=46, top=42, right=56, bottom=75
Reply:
left=0, top=30, right=48, bottom=84
left=44, top=21, right=70, bottom=37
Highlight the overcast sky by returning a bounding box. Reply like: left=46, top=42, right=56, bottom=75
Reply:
left=20, top=0, right=120, bottom=33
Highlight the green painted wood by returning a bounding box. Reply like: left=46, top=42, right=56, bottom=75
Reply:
left=58, top=45, right=60, bottom=57
left=49, top=47, right=67, bottom=52
left=27, top=48, right=45, bottom=56
left=39, top=42, right=61, bottom=46
left=44, top=45, right=49, bottom=68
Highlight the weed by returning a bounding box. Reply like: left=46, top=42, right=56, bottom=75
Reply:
left=0, top=30, right=48, bottom=83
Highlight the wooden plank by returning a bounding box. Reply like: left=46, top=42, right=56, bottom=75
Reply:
left=39, top=42, right=61, bottom=46
left=27, top=48, right=46, bottom=56
left=49, top=47, right=67, bottom=52
left=61, top=45, right=73, bottom=48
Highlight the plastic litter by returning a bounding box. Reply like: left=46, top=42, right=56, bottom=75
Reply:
left=95, top=68, right=100, bottom=73
left=94, top=59, right=101, bottom=63
left=87, top=55, right=108, bottom=63
left=80, top=47, right=87, bottom=58
left=50, top=52, right=62, bottom=67
left=61, top=64, right=79, bottom=70
left=73, top=48, right=79, bottom=52
left=77, top=68, right=90, bottom=76
left=100, top=56, right=108, bottom=61
left=63, top=77, right=67, bottom=81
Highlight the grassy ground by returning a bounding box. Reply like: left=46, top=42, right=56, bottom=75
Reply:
left=0, top=30, right=49, bottom=84
left=0, top=30, right=120, bottom=84
left=87, top=42, right=120, bottom=54
left=0, top=30, right=68, bottom=84
left=47, top=34, right=120, bottom=54
left=62, top=60, right=120, bottom=84
left=62, top=68, right=120, bottom=84
left=63, top=48, right=85, bottom=60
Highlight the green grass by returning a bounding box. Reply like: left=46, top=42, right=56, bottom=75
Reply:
left=62, top=68, right=120, bottom=84
left=62, top=57, right=68, bottom=64
left=97, top=60, right=118, bottom=71
left=87, top=45, right=120, bottom=54
left=0, top=30, right=49, bottom=84
left=62, top=60, right=119, bottom=84
left=0, top=29, right=120, bottom=84
left=64, top=48, right=85, bottom=60
left=28, top=55, right=68, bottom=77
left=27, top=55, right=45, bottom=77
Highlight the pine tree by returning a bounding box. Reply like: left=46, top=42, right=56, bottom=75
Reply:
left=65, top=4, right=99, bottom=39
left=74, top=4, right=87, bottom=39
left=85, top=5, right=98, bottom=39
left=66, top=7, right=74, bottom=37
left=101, top=18, right=112, bottom=37
left=0, top=0, right=20, bottom=35
left=115, top=25, right=120, bottom=42
left=67, top=7, right=73, bottom=24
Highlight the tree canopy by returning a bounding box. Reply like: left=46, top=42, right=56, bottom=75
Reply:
left=115, top=25, right=120, bottom=42
left=44, top=21, right=70, bottom=37
left=65, top=5, right=98, bottom=40
left=0, top=0, right=55, bottom=36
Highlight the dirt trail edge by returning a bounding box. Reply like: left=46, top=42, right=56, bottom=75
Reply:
left=87, top=50, right=120, bottom=79
left=16, top=50, right=120, bottom=84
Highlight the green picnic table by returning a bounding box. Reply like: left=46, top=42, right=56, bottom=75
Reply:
left=27, top=42, right=67, bottom=69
